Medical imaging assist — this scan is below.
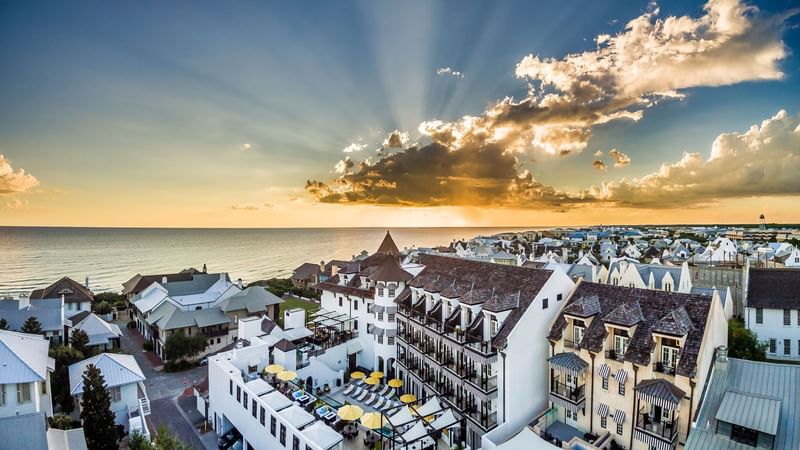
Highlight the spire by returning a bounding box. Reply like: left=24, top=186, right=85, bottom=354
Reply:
left=376, top=230, right=400, bottom=255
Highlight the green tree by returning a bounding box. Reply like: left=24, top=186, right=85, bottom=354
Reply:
left=164, top=331, right=208, bottom=361
left=728, top=317, right=767, bottom=361
left=80, top=364, right=119, bottom=450
left=0, top=318, right=7, bottom=330
left=151, top=425, right=192, bottom=450
left=70, top=329, right=90, bottom=356
left=128, top=431, right=155, bottom=450
left=49, top=345, right=85, bottom=413
left=21, top=316, right=43, bottom=334
left=48, top=414, right=75, bottom=430
left=92, top=301, right=112, bottom=315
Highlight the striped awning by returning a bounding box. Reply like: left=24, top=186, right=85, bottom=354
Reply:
left=549, top=395, right=580, bottom=413
left=634, top=429, right=676, bottom=450
left=612, top=409, right=626, bottom=424
left=598, top=363, right=611, bottom=378
left=614, top=368, right=628, bottom=385
left=548, top=352, right=589, bottom=377
left=596, top=403, right=609, bottom=417
left=635, top=378, right=685, bottom=410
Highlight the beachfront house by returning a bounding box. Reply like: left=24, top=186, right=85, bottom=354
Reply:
left=67, top=312, right=123, bottom=352
left=0, top=296, right=65, bottom=344
left=30, top=277, right=94, bottom=318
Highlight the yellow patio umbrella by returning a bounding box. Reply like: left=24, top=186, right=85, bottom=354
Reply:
left=337, top=404, right=364, bottom=421
left=400, top=394, right=416, bottom=403
left=350, top=371, right=366, bottom=380
left=370, top=371, right=384, bottom=379
left=387, top=378, right=403, bottom=388
left=264, top=364, right=285, bottom=374
left=364, top=377, right=380, bottom=386
left=277, top=370, right=298, bottom=381
left=360, top=412, right=387, bottom=429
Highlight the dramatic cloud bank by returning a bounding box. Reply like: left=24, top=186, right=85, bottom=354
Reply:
left=592, top=109, right=800, bottom=207
left=308, top=0, right=795, bottom=209
left=0, top=154, right=39, bottom=195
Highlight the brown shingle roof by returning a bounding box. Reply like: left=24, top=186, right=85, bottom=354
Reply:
left=376, top=231, right=401, bottom=255
left=274, top=339, right=297, bottom=352
left=747, top=268, right=800, bottom=309
left=30, top=277, right=94, bottom=304
left=549, top=282, right=712, bottom=377
left=292, top=263, right=322, bottom=280
left=121, top=269, right=201, bottom=295
left=371, top=257, right=412, bottom=282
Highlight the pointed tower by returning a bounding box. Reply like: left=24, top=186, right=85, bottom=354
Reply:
left=376, top=230, right=400, bottom=256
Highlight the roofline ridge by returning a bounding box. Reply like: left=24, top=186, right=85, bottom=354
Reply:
left=0, top=333, right=47, bottom=381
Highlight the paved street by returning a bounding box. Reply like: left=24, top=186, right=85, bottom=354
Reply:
left=118, top=323, right=215, bottom=449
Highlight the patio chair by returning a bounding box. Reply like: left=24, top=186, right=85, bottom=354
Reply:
left=364, top=394, right=377, bottom=406
left=378, top=385, right=391, bottom=396
left=372, top=397, right=384, bottom=409
left=356, top=390, right=370, bottom=402
left=348, top=387, right=362, bottom=398
left=343, top=384, right=355, bottom=396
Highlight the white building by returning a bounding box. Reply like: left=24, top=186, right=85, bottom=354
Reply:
left=0, top=296, right=65, bottom=345
left=68, top=312, right=123, bottom=352
left=69, top=353, right=150, bottom=437
left=781, top=247, right=800, bottom=268
left=0, top=330, right=54, bottom=450
left=206, top=336, right=344, bottom=450
left=30, top=277, right=94, bottom=319
left=604, top=259, right=692, bottom=293
left=745, top=268, right=800, bottom=361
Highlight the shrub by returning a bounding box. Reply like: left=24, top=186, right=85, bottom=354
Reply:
left=729, top=317, right=767, bottom=361
left=49, top=414, right=75, bottom=430
left=164, top=359, right=194, bottom=372
left=164, top=332, right=207, bottom=362
left=92, top=301, right=113, bottom=315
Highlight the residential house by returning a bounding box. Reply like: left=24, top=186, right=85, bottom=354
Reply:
left=68, top=312, right=122, bottom=352
left=68, top=353, right=150, bottom=436
left=0, top=330, right=54, bottom=450
left=604, top=259, right=693, bottom=293
left=121, top=267, right=202, bottom=300
left=744, top=268, right=800, bottom=361
left=30, top=277, right=94, bottom=318
left=532, top=281, right=727, bottom=450
left=780, top=246, right=800, bottom=268
left=685, top=349, right=800, bottom=450
left=395, top=254, right=575, bottom=448
left=291, top=262, right=323, bottom=289
left=0, top=296, right=65, bottom=344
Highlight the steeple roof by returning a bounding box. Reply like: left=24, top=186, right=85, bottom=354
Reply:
left=371, top=257, right=412, bottom=282
left=376, top=231, right=400, bottom=255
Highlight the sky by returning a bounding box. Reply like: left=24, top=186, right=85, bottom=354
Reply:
left=1, top=0, right=799, bottom=228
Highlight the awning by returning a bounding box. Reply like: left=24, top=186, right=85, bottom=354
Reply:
left=549, top=395, right=579, bottom=413
left=598, top=364, right=611, bottom=378
left=612, top=409, right=626, bottom=424
left=429, top=409, right=459, bottom=431
left=596, top=403, right=609, bottom=417
left=414, top=397, right=442, bottom=417
left=347, top=340, right=363, bottom=355
left=401, top=421, right=428, bottom=443
left=714, top=391, right=781, bottom=435
left=367, top=324, right=396, bottom=337
left=634, top=429, right=676, bottom=450
left=548, top=352, right=589, bottom=377
left=370, top=304, right=385, bottom=314
left=283, top=327, right=313, bottom=341
left=388, top=407, right=416, bottom=427
left=302, top=421, right=343, bottom=450
left=614, top=368, right=628, bottom=385
left=635, top=378, right=685, bottom=410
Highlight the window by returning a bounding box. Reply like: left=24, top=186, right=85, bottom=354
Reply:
left=602, top=377, right=609, bottom=390
left=785, top=339, right=791, bottom=355
left=769, top=339, right=776, bottom=354
left=293, top=436, right=300, bottom=450
left=0, top=385, right=5, bottom=406
left=109, top=386, right=122, bottom=403
left=41, top=380, right=46, bottom=395
left=377, top=312, right=383, bottom=321
left=17, top=383, right=31, bottom=404
left=618, top=380, right=625, bottom=396
left=664, top=282, right=672, bottom=292
left=661, top=340, right=680, bottom=369
left=614, top=333, right=629, bottom=356
left=243, top=392, right=248, bottom=408
left=354, top=300, right=358, bottom=310
left=354, top=319, right=359, bottom=330
left=490, top=317, right=499, bottom=336
left=785, top=309, right=791, bottom=326
left=573, top=325, right=584, bottom=346
left=557, top=293, right=563, bottom=301
left=388, top=283, right=396, bottom=296
left=756, top=308, right=763, bottom=324
left=601, top=416, right=607, bottom=428
left=730, top=424, right=759, bottom=447
left=378, top=335, right=384, bottom=344
left=260, top=406, right=265, bottom=425
left=616, top=422, right=623, bottom=435
left=377, top=283, right=384, bottom=296
left=252, top=399, right=257, bottom=417
left=388, top=336, right=395, bottom=345
left=339, top=297, right=343, bottom=307
left=542, top=298, right=549, bottom=309
left=270, top=416, right=276, bottom=436
left=237, top=386, right=241, bottom=402
left=230, top=380, right=233, bottom=396
left=280, top=424, right=287, bottom=446
left=388, top=313, right=395, bottom=322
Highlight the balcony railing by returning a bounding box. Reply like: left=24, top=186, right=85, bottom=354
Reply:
left=466, top=407, right=498, bottom=429
left=636, top=412, right=679, bottom=442
left=564, top=339, right=582, bottom=350
left=549, top=381, right=585, bottom=403
left=466, top=340, right=495, bottom=356
left=605, top=349, right=626, bottom=362
left=652, top=362, right=676, bottom=376
left=467, top=374, right=498, bottom=393
left=203, top=328, right=229, bottom=338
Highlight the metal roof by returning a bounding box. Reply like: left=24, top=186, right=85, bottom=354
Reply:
left=0, top=298, right=64, bottom=332
left=72, top=313, right=122, bottom=346
left=0, top=330, right=52, bottom=383
left=715, top=391, right=781, bottom=435
left=686, top=357, right=800, bottom=450
left=0, top=412, right=47, bottom=450
left=69, top=353, right=145, bottom=395
left=548, top=352, right=589, bottom=376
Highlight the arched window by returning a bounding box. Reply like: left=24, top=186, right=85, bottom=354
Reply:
left=377, top=282, right=385, bottom=296
left=387, top=283, right=397, bottom=297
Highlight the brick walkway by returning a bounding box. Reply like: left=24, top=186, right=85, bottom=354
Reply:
left=127, top=327, right=164, bottom=368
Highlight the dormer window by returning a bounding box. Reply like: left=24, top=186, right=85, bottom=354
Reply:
left=490, top=316, right=500, bottom=337
left=664, top=282, right=673, bottom=292
left=614, top=329, right=629, bottom=356
left=573, top=322, right=585, bottom=346
left=377, top=282, right=385, bottom=297
left=660, top=337, right=680, bottom=371
left=387, top=283, right=396, bottom=297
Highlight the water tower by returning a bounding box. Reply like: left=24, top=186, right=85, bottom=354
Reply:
left=759, top=214, right=766, bottom=230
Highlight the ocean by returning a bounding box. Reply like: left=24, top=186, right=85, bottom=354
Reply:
left=0, top=227, right=534, bottom=296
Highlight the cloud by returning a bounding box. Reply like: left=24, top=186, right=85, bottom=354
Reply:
left=242, top=143, right=252, bottom=151
left=230, top=204, right=259, bottom=211
left=592, top=160, right=608, bottom=171
left=594, top=150, right=604, bottom=158
left=592, top=110, right=800, bottom=207
left=0, top=154, right=39, bottom=195
left=3, top=197, right=29, bottom=210
left=608, top=149, right=631, bottom=167
left=419, top=0, right=792, bottom=156
left=383, top=130, right=410, bottom=148
left=334, top=157, right=355, bottom=174
left=342, top=142, right=367, bottom=153
left=436, top=67, right=464, bottom=79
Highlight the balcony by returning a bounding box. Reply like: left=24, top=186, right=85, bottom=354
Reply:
left=605, top=349, right=626, bottom=362
left=652, top=362, right=677, bottom=376
left=564, top=339, right=582, bottom=350
left=549, top=380, right=585, bottom=405
left=444, top=329, right=467, bottom=344
left=465, top=340, right=496, bottom=357
left=465, top=407, right=498, bottom=430
left=443, top=360, right=468, bottom=378
left=203, top=328, right=229, bottom=338
left=466, top=374, right=498, bottom=394
left=635, top=411, right=679, bottom=444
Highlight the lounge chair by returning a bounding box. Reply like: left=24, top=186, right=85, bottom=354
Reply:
left=349, top=387, right=363, bottom=398
left=343, top=384, right=355, bottom=396
left=356, top=390, right=370, bottom=402
left=378, top=385, right=391, bottom=396
left=364, top=394, right=377, bottom=406
left=373, top=397, right=386, bottom=409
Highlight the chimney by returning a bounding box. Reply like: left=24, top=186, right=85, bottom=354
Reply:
left=84, top=276, right=90, bottom=289
left=237, top=278, right=243, bottom=289
left=202, top=263, right=207, bottom=273
left=162, top=276, right=168, bottom=284
left=717, top=345, right=728, bottom=365
left=220, top=272, right=226, bottom=283
left=18, top=295, right=30, bottom=310
left=319, top=260, right=325, bottom=272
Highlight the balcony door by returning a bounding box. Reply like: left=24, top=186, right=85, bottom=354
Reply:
left=661, top=345, right=679, bottom=371
left=614, top=335, right=629, bottom=356
left=565, top=406, right=579, bottom=427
